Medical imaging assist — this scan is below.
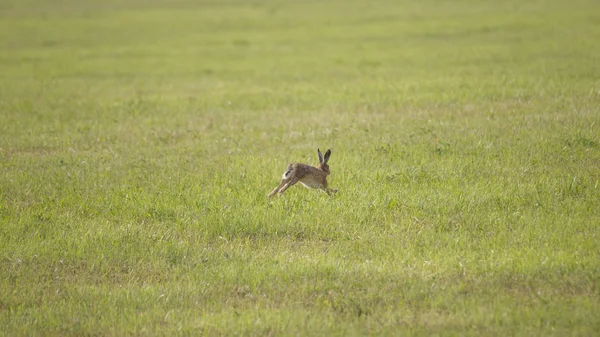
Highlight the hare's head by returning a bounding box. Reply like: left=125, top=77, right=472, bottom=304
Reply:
left=317, top=149, right=331, bottom=175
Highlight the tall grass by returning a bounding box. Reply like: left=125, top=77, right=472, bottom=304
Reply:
left=1, top=0, right=599, bottom=335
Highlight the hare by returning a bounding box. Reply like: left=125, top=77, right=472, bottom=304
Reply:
left=268, top=148, right=338, bottom=198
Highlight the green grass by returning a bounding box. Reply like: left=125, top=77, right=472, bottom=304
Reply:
left=1, top=0, right=600, bottom=335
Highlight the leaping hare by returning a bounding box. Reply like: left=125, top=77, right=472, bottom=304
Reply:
left=268, top=148, right=338, bottom=197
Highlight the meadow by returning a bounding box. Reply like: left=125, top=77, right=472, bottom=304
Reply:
left=1, top=0, right=599, bottom=335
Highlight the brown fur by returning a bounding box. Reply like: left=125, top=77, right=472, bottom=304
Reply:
left=268, top=149, right=337, bottom=198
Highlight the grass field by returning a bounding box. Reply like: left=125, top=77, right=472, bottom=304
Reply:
left=1, top=0, right=600, bottom=335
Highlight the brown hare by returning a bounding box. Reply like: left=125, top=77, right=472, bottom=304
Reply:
left=268, top=148, right=338, bottom=198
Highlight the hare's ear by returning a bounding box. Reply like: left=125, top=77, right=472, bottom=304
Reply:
left=323, top=149, right=331, bottom=164
left=317, top=148, right=324, bottom=163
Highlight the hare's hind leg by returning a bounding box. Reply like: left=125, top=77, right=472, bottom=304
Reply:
left=269, top=165, right=296, bottom=198
left=277, top=177, right=299, bottom=195
left=268, top=180, right=287, bottom=198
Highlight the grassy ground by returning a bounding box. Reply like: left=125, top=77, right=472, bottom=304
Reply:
left=1, top=0, right=599, bottom=335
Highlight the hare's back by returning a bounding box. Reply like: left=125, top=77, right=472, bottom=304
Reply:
left=287, top=163, right=319, bottom=178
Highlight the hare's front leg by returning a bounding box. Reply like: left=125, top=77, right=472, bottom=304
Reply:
left=322, top=187, right=338, bottom=196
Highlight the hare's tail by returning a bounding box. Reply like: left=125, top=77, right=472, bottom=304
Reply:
left=282, top=166, right=293, bottom=179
